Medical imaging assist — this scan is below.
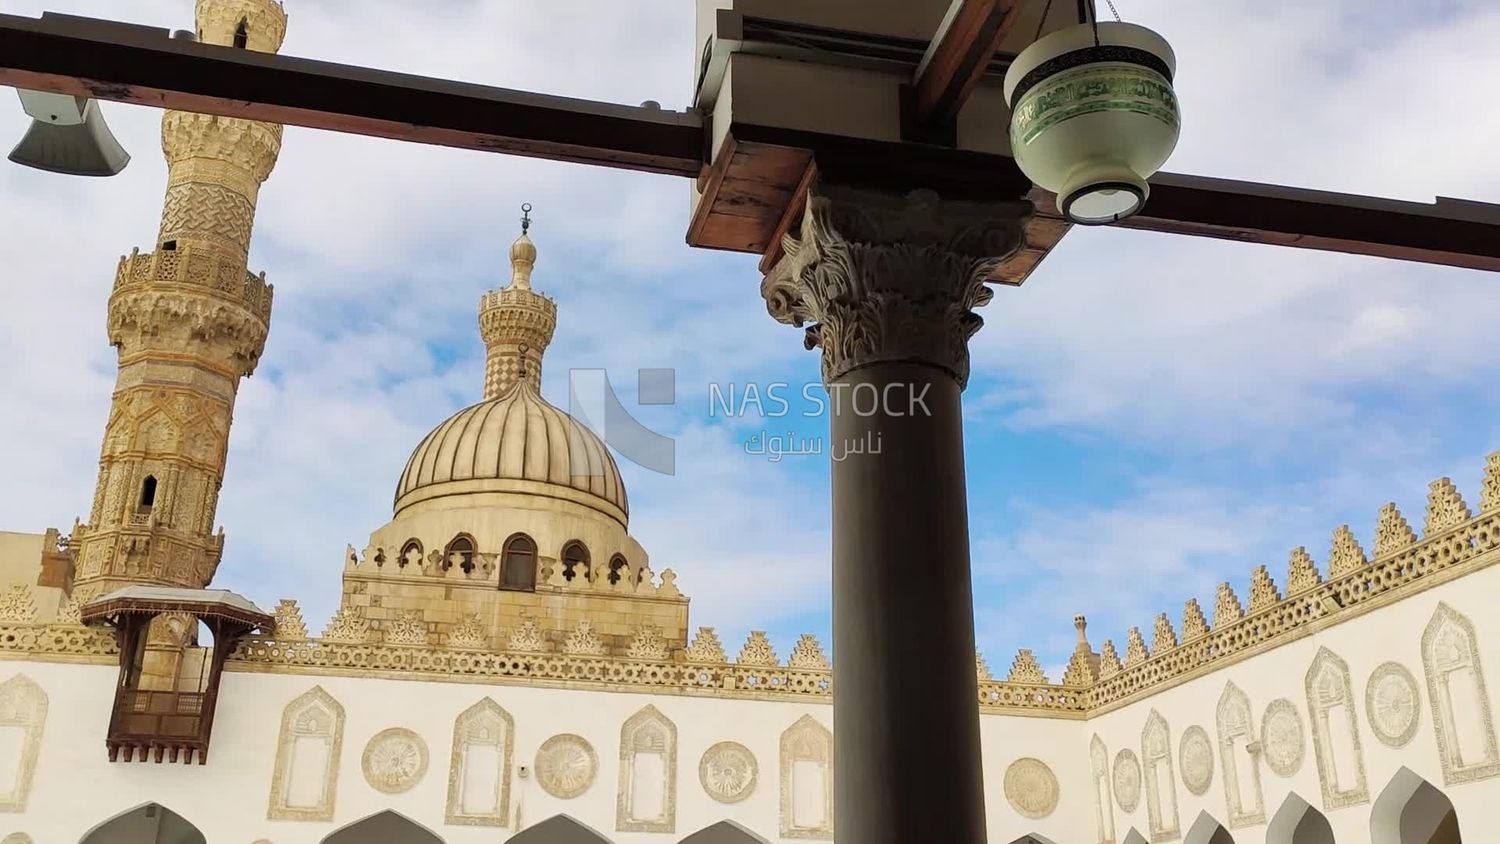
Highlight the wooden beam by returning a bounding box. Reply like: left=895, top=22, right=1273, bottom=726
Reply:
left=910, top=0, right=1023, bottom=128
left=0, top=12, right=702, bottom=177
left=1126, top=174, right=1500, bottom=273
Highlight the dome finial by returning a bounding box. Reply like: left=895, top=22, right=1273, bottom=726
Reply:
left=508, top=203, right=538, bottom=290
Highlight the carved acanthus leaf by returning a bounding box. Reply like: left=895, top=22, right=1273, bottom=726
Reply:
left=1152, top=613, right=1178, bottom=653
left=626, top=625, right=670, bottom=661
left=1285, top=547, right=1321, bottom=593
left=788, top=634, right=831, bottom=670
left=1008, top=649, right=1048, bottom=684
left=562, top=621, right=605, bottom=656
left=1248, top=565, right=1281, bottom=612
left=761, top=183, right=1030, bottom=387
left=1180, top=600, right=1209, bottom=642
left=1326, top=526, right=1368, bottom=579
left=736, top=631, right=779, bottom=666
left=272, top=599, right=308, bottom=640
left=1375, top=503, right=1417, bottom=556
left=1424, top=477, right=1472, bottom=536
left=684, top=627, right=727, bottom=663
left=1124, top=628, right=1149, bottom=667
left=1213, top=582, right=1244, bottom=629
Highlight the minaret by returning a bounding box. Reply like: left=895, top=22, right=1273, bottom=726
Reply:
left=71, top=0, right=288, bottom=596
left=478, top=204, right=557, bottom=397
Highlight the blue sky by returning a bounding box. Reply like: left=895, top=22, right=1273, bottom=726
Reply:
left=2, top=0, right=1499, bottom=678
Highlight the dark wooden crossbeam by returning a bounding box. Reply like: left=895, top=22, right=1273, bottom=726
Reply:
left=3, top=11, right=1500, bottom=275
left=910, top=0, right=1023, bottom=128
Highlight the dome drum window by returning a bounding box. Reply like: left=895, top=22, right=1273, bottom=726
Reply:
left=501, top=534, right=537, bottom=592
left=560, top=541, right=590, bottom=583
left=444, top=534, right=477, bottom=575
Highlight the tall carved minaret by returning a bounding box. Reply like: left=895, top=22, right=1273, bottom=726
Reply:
left=71, top=0, right=288, bottom=596
left=479, top=204, right=557, bottom=398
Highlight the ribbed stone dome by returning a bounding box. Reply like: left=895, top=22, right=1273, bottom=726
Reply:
left=394, top=380, right=628, bottom=526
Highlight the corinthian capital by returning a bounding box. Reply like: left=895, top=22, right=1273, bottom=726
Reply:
left=761, top=184, right=1030, bottom=388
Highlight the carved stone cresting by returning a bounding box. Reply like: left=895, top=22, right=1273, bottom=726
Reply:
left=445, top=698, right=514, bottom=826
left=0, top=675, right=47, bottom=812
left=1215, top=683, right=1265, bottom=827
left=508, top=616, right=548, bottom=653
left=1151, top=614, right=1177, bottom=654
left=267, top=686, right=345, bottom=821
left=627, top=625, right=670, bottom=660
left=361, top=727, right=429, bottom=794
left=616, top=705, right=677, bottom=833
left=699, top=741, right=758, bottom=804
left=788, top=634, right=830, bottom=670
left=1180, top=601, right=1208, bottom=643
left=1375, top=503, right=1417, bottom=556
left=780, top=715, right=834, bottom=839
left=737, top=631, right=778, bottom=666
left=1482, top=451, right=1500, bottom=512
left=1425, top=478, right=1472, bottom=536
left=535, top=734, right=597, bottom=799
left=321, top=606, right=371, bottom=644
left=684, top=627, right=727, bottom=663
left=447, top=614, right=488, bottom=650
left=1304, top=648, right=1368, bottom=809
left=1099, top=641, right=1123, bottom=679
left=1113, top=748, right=1142, bottom=814
left=761, top=183, right=1029, bottom=387
left=1285, top=547, right=1321, bottom=594
left=977, top=650, right=994, bottom=682
left=1248, top=566, right=1280, bottom=612
left=272, top=599, right=307, bottom=640
left=1178, top=726, right=1214, bottom=797
left=1212, top=583, right=1244, bottom=629
left=1141, top=710, right=1180, bottom=842
left=563, top=621, right=606, bottom=656
left=1365, top=661, right=1421, bottom=748
left=383, top=610, right=430, bottom=646
left=1260, top=698, right=1305, bottom=778
left=1421, top=603, right=1500, bottom=784
left=0, top=588, right=37, bottom=624
left=1091, top=735, right=1116, bottom=844
left=1327, top=526, right=1367, bottom=579
left=1010, top=649, right=1049, bottom=683
left=1003, top=757, right=1060, bottom=820
left=1124, top=628, right=1149, bottom=668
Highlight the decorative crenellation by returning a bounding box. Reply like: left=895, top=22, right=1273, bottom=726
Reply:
left=1151, top=613, right=1178, bottom=653
left=976, top=650, right=994, bottom=682
left=738, top=631, right=779, bottom=667
left=685, top=627, right=727, bottom=663
left=508, top=616, right=548, bottom=653
left=1061, top=615, right=1099, bottom=687
left=1375, top=502, right=1418, bottom=556
left=1213, top=582, right=1244, bottom=629
left=627, top=625, right=671, bottom=661
left=1008, top=649, right=1048, bottom=684
left=1483, top=451, right=1500, bottom=512
left=447, top=614, right=488, bottom=650
left=1285, top=546, right=1321, bottom=594
left=1327, top=525, right=1368, bottom=579
left=1426, top=477, right=1473, bottom=536
left=384, top=610, right=431, bottom=646
left=1098, top=640, right=1123, bottom=679
left=1180, top=600, right=1209, bottom=642
left=788, top=634, right=830, bottom=670
left=321, top=606, right=372, bottom=644
left=1124, top=628, right=1149, bottom=668
left=271, top=599, right=307, bottom=640
left=562, top=621, right=606, bottom=656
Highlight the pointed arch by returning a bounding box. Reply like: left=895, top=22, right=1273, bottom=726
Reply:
left=322, top=810, right=442, bottom=843
left=446, top=697, right=515, bottom=826
left=1305, top=647, right=1368, bottom=809
left=1184, top=811, right=1235, bottom=844
left=1142, top=709, right=1180, bottom=840
left=680, top=820, right=773, bottom=843
left=561, top=540, right=591, bottom=582
left=1091, top=734, right=1116, bottom=844
left=1421, top=603, right=1500, bottom=784
left=0, top=674, right=47, bottom=812
left=233, top=18, right=248, bottom=48
left=511, top=815, right=612, bottom=843
left=781, top=714, right=834, bottom=839
left=1267, top=793, right=1335, bottom=844
left=1370, top=767, right=1461, bottom=844
left=267, top=685, right=345, bottom=821
left=1216, top=681, right=1265, bottom=827
left=444, top=533, right=477, bottom=573
left=501, top=532, right=537, bottom=590
left=80, top=802, right=205, bottom=844
left=617, top=704, right=677, bottom=833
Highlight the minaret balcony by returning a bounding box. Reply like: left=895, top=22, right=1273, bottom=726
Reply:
left=114, top=246, right=273, bottom=324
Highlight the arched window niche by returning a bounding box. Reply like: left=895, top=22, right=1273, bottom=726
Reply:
left=608, top=554, right=629, bottom=586
left=444, top=534, right=477, bottom=574
left=500, top=534, right=537, bottom=592
left=560, top=541, right=590, bottom=583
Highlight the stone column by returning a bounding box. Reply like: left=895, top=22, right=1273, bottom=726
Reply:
left=762, top=183, right=1029, bottom=844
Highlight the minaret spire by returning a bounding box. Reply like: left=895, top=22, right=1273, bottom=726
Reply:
left=479, top=204, right=557, bottom=398
left=71, top=0, right=288, bottom=597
